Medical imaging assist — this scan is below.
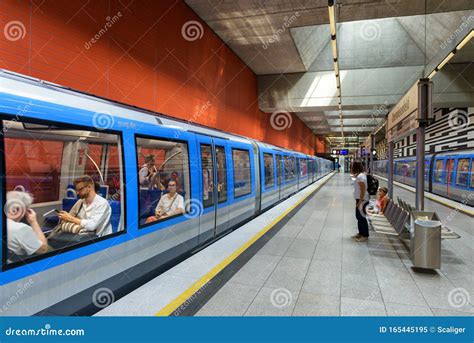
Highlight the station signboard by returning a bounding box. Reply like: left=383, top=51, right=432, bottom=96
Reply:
left=386, top=82, right=418, bottom=142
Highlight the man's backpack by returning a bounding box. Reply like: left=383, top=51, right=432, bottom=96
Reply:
left=366, top=174, right=379, bottom=196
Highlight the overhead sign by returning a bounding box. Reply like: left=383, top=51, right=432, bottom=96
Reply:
left=386, top=82, right=419, bottom=142
left=332, top=149, right=348, bottom=155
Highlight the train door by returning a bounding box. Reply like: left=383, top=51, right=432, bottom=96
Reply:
left=197, top=135, right=215, bottom=244
left=446, top=157, right=455, bottom=198
left=197, top=135, right=231, bottom=243
left=214, top=139, right=230, bottom=236
left=276, top=154, right=283, bottom=200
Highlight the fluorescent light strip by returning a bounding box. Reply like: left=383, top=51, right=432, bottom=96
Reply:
left=438, top=51, right=455, bottom=70
left=427, top=30, right=472, bottom=79
left=456, top=30, right=473, bottom=50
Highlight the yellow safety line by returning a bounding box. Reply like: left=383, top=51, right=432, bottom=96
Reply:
left=376, top=175, right=474, bottom=217
left=155, top=172, right=336, bottom=316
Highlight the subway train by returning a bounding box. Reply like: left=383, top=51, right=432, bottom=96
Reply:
left=0, top=69, right=333, bottom=315
left=373, top=150, right=474, bottom=206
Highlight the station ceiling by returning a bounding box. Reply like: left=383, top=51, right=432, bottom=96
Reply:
left=185, top=0, right=474, bottom=148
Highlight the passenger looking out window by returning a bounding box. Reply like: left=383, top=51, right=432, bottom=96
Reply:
left=145, top=180, right=184, bottom=223
left=139, top=154, right=165, bottom=190
left=57, top=175, right=112, bottom=237
left=6, top=191, right=49, bottom=258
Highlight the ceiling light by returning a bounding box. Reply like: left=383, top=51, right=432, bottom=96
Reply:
left=328, top=2, right=336, bottom=37
left=456, top=30, right=473, bottom=50
left=438, top=51, right=455, bottom=70
left=428, top=69, right=437, bottom=79
left=331, top=39, right=337, bottom=59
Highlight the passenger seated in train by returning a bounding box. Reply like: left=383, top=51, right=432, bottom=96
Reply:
left=145, top=180, right=184, bottom=223
left=139, top=154, right=165, bottom=190
left=6, top=191, right=49, bottom=258
left=367, top=187, right=388, bottom=215
left=57, top=175, right=112, bottom=237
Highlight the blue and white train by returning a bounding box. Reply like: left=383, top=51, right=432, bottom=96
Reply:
left=0, top=69, right=333, bottom=315
left=374, top=150, right=474, bottom=206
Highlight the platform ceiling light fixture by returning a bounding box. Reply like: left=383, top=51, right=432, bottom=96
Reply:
left=428, top=29, right=473, bottom=79
left=328, top=0, right=343, bottom=143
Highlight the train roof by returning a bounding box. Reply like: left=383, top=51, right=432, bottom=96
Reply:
left=0, top=69, right=321, bottom=158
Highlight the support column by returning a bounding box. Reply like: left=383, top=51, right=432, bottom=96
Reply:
left=416, top=79, right=433, bottom=210
left=387, top=141, right=394, bottom=199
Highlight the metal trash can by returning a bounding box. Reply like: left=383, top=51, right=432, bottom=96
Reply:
left=410, top=211, right=441, bottom=269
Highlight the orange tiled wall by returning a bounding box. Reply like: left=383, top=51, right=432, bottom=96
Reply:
left=0, top=0, right=318, bottom=154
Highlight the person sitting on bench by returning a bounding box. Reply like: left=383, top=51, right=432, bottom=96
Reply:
left=368, top=187, right=388, bottom=215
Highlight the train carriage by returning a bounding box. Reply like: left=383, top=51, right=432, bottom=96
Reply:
left=0, top=70, right=333, bottom=315
left=374, top=150, right=474, bottom=206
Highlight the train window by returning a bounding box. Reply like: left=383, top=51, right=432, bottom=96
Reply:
left=201, top=144, right=214, bottom=208
left=276, top=155, right=283, bottom=185
left=434, top=160, right=444, bottom=182
left=2, top=119, right=124, bottom=265
left=456, top=158, right=470, bottom=187
left=136, top=136, right=189, bottom=226
left=216, top=146, right=227, bottom=203
left=263, top=153, right=275, bottom=188
left=232, top=148, right=251, bottom=198
left=446, top=159, right=455, bottom=185
left=300, top=158, right=307, bottom=176
left=284, top=156, right=296, bottom=181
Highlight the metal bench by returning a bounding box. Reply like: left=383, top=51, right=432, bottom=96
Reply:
left=396, top=197, right=460, bottom=239
left=367, top=198, right=410, bottom=241
left=367, top=197, right=460, bottom=240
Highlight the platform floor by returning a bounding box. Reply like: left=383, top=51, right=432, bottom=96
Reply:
left=196, top=173, right=473, bottom=316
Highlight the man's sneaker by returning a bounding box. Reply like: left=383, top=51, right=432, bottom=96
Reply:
left=351, top=234, right=362, bottom=239
left=355, top=236, right=368, bottom=242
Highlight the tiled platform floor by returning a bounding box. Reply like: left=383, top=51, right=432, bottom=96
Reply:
left=196, top=173, right=474, bottom=316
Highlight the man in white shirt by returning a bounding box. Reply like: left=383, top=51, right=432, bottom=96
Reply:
left=6, top=191, right=49, bottom=259
left=145, top=180, right=184, bottom=224
left=58, top=175, right=112, bottom=237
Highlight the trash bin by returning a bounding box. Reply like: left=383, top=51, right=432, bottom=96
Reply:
left=410, top=211, right=441, bottom=269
